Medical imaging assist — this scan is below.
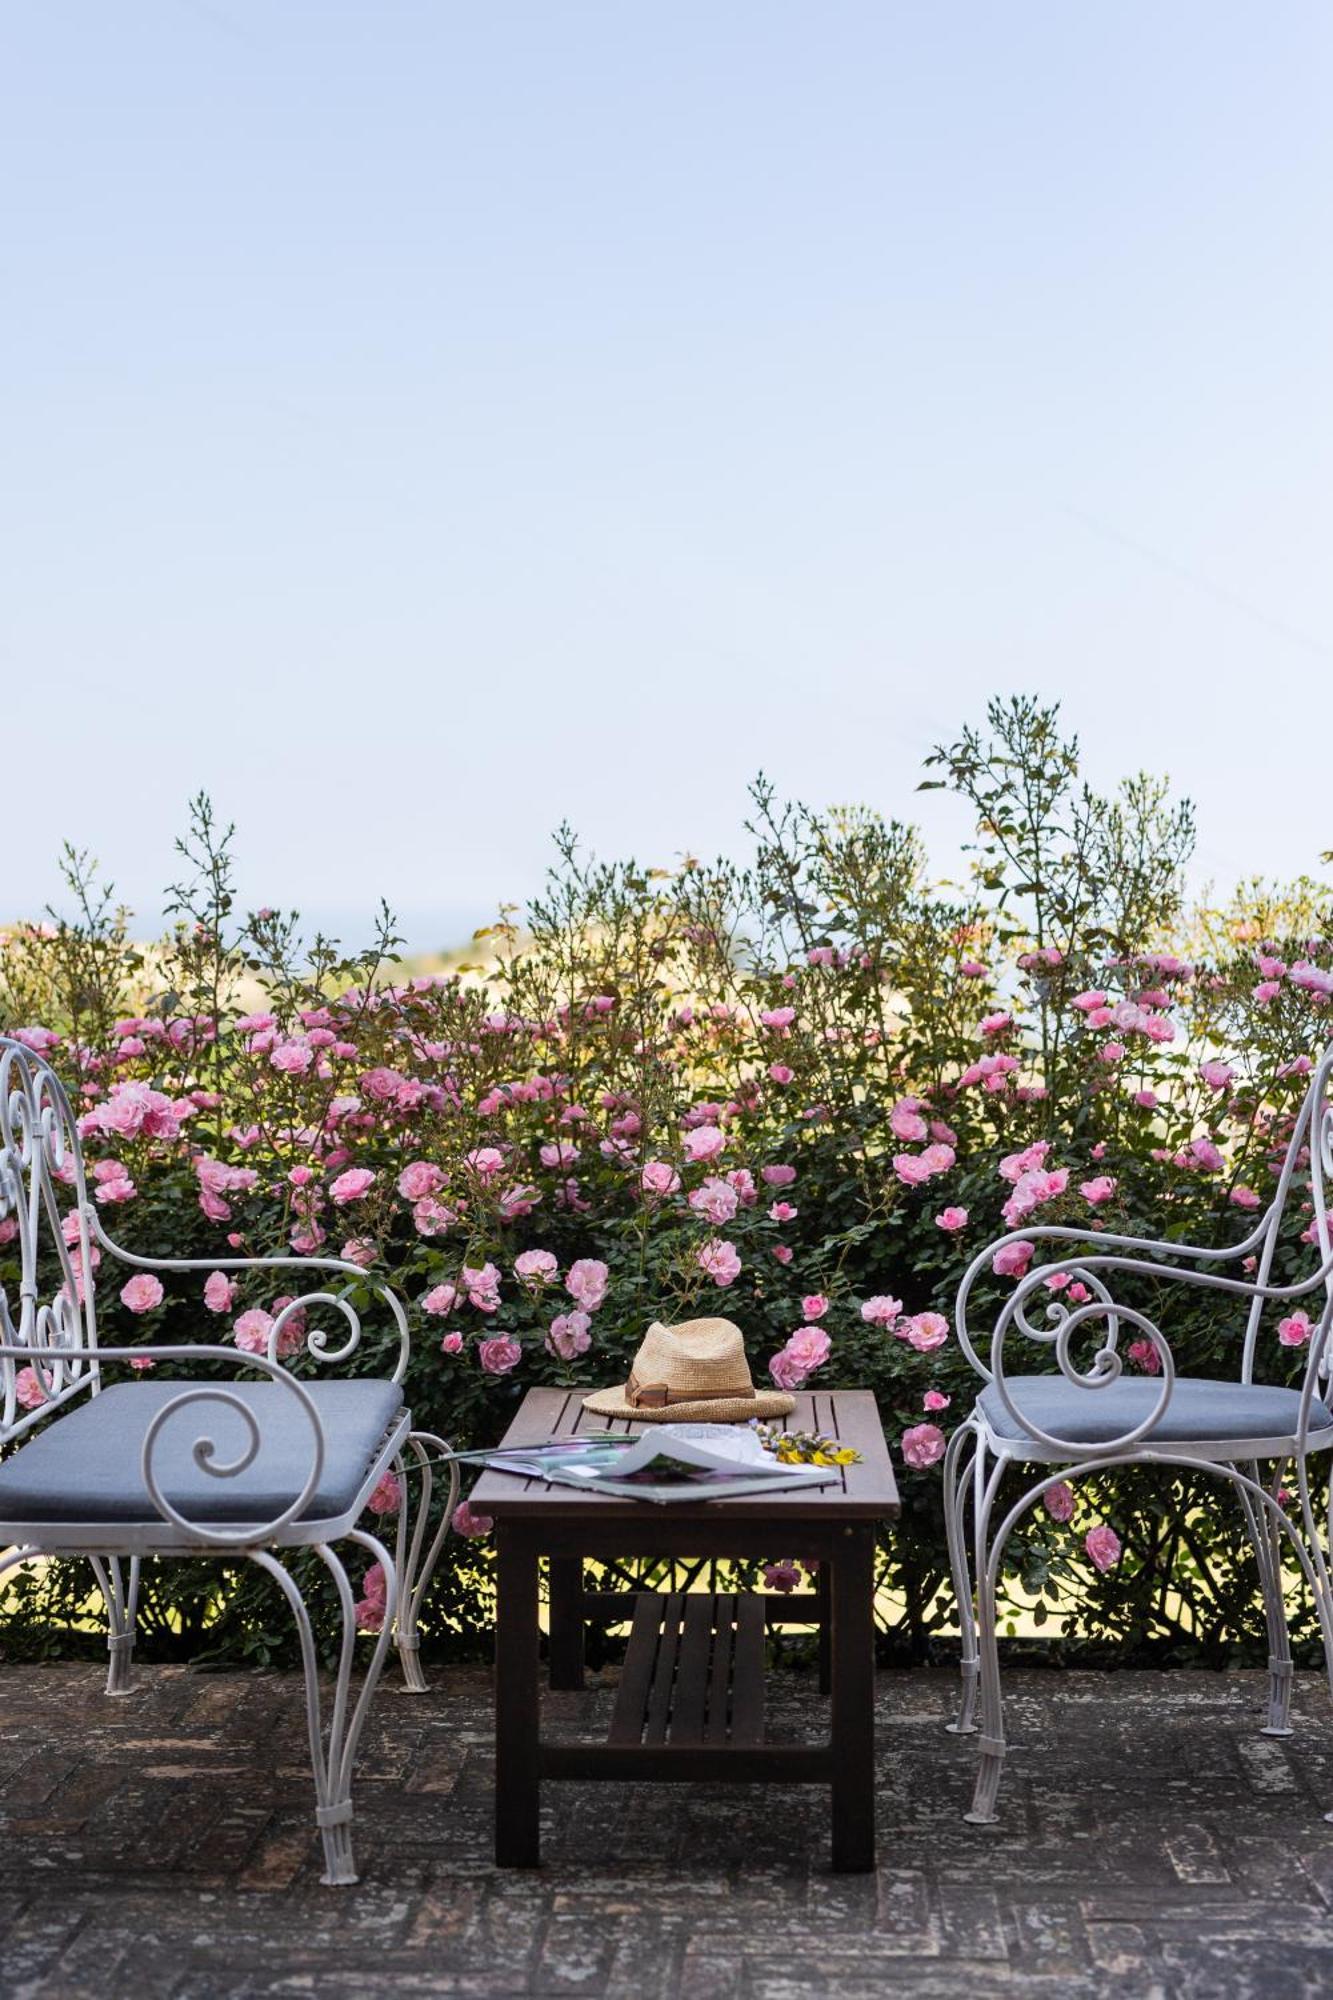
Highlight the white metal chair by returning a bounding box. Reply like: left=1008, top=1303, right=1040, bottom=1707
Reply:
left=0, top=1038, right=456, bottom=1884
left=945, top=1040, right=1333, bottom=1825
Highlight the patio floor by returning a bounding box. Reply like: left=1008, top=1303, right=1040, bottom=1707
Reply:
left=2, top=1661, right=1333, bottom=1997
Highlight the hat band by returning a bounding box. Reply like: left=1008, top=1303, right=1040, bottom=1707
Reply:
left=626, top=1373, right=757, bottom=1411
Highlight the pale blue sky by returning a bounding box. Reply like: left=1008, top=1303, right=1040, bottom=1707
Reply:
left=3, top=2, right=1331, bottom=949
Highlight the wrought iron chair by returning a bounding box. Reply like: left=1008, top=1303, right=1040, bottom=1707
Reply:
left=944, top=1041, right=1333, bottom=1826
left=0, top=1038, right=456, bottom=1884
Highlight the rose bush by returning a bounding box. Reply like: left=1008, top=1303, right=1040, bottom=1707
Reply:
left=2, top=699, right=1332, bottom=1669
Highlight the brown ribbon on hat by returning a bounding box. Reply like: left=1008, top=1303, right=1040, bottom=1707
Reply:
left=626, top=1373, right=758, bottom=1410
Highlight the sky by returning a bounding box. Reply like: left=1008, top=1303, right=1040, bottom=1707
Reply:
left=3, top=2, right=1331, bottom=952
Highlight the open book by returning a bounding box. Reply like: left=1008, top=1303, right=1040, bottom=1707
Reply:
left=480, top=1421, right=840, bottom=1504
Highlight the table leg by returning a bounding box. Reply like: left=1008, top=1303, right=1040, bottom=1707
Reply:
left=547, top=1555, right=585, bottom=1689
left=495, top=1525, right=541, bottom=1867
left=829, top=1525, right=876, bottom=1872
left=816, top=1562, right=831, bottom=1697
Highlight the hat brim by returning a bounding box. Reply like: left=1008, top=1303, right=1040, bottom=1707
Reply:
left=580, top=1385, right=795, bottom=1424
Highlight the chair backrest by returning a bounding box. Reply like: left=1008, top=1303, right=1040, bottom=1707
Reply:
left=1240, top=1040, right=1333, bottom=1381
left=0, top=1038, right=101, bottom=1441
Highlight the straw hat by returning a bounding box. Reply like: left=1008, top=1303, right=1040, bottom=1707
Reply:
left=582, top=1317, right=795, bottom=1424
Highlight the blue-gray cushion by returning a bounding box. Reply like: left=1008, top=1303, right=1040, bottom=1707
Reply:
left=0, top=1378, right=404, bottom=1524
left=978, top=1374, right=1333, bottom=1446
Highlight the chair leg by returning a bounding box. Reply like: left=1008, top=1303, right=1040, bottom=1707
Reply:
left=965, top=1439, right=1010, bottom=1826
left=89, top=1556, right=141, bottom=1697
left=249, top=1532, right=397, bottom=1886
left=1238, top=1461, right=1294, bottom=1737
left=391, top=1433, right=458, bottom=1694
left=943, top=1419, right=980, bottom=1736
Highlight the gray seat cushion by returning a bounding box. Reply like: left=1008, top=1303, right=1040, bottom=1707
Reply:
left=0, top=1378, right=404, bottom=1524
left=978, top=1374, right=1333, bottom=1447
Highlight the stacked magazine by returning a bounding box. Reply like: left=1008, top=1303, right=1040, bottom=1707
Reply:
left=475, top=1422, right=840, bottom=1503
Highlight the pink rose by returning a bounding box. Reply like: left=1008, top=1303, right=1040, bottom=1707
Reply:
left=1278, top=1311, right=1312, bottom=1348
left=14, top=1365, right=48, bottom=1411
left=1079, top=1176, right=1117, bottom=1206
left=478, top=1334, right=522, bottom=1375
left=1084, top=1524, right=1122, bottom=1572
left=860, top=1295, right=902, bottom=1328
left=640, top=1161, right=682, bottom=1197
left=453, top=1499, right=494, bottom=1538
left=768, top=1350, right=805, bottom=1391
left=767, top=1201, right=798, bottom=1223
left=1126, top=1337, right=1161, bottom=1375
left=893, top=1153, right=933, bottom=1187
left=120, top=1274, right=164, bottom=1315
left=905, top=1311, right=949, bottom=1353
left=397, top=1160, right=445, bottom=1201
left=203, top=1270, right=235, bottom=1314
left=785, top=1326, right=831, bottom=1372
left=801, top=1294, right=830, bottom=1320
left=566, top=1258, right=609, bottom=1311
left=1230, top=1186, right=1261, bottom=1210
left=992, top=1240, right=1035, bottom=1280
left=890, top=1104, right=929, bottom=1143
left=697, top=1238, right=742, bottom=1287
left=1199, top=1060, right=1235, bottom=1092
left=923, top=1389, right=951, bottom=1413
left=761, top=1164, right=797, bottom=1187
left=761, top=1561, right=802, bottom=1593
left=682, top=1125, right=727, bottom=1164
left=546, top=1311, right=592, bottom=1361
left=233, top=1307, right=275, bottom=1354
left=768, top=1064, right=794, bottom=1085
left=366, top=1471, right=402, bottom=1517
left=439, top=1331, right=464, bottom=1355
left=771, top=1245, right=793, bottom=1265
left=935, top=1206, right=969, bottom=1231
left=329, top=1168, right=375, bottom=1206
left=422, top=1283, right=458, bottom=1317
left=900, top=1423, right=947, bottom=1470
left=689, top=1178, right=740, bottom=1225
left=1043, top=1481, right=1075, bottom=1523
left=514, top=1249, right=559, bottom=1288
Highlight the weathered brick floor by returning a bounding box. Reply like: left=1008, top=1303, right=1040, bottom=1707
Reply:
left=3, top=1662, right=1333, bottom=1996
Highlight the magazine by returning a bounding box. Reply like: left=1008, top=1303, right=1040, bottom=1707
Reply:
left=479, top=1421, right=840, bottom=1503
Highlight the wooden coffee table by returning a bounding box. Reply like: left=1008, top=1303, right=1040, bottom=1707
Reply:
left=470, top=1386, right=900, bottom=1871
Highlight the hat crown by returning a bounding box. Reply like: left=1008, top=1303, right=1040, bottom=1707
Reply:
left=634, top=1318, right=753, bottom=1393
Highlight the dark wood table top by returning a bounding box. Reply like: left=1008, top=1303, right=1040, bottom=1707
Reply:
left=470, top=1386, right=900, bottom=1523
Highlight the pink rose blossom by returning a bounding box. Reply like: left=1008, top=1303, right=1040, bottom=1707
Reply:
left=1278, top=1311, right=1312, bottom=1348
left=1080, top=1176, right=1117, bottom=1206
left=935, top=1206, right=969, bottom=1231
left=478, top=1334, right=522, bottom=1375
left=889, top=1104, right=929, bottom=1143
left=1084, top=1524, right=1122, bottom=1572
left=14, top=1365, right=48, bottom=1411
left=120, top=1274, right=164, bottom=1315
left=697, top=1238, right=742, bottom=1287
left=762, top=1163, right=797, bottom=1187
left=203, top=1270, right=236, bottom=1314
left=767, top=1201, right=798, bottom=1223
left=1126, top=1337, right=1161, bottom=1375
left=689, top=1178, right=740, bottom=1225
left=397, top=1161, right=445, bottom=1201
left=905, top=1311, right=949, bottom=1353
left=923, top=1389, right=951, bottom=1412
left=640, top=1161, right=682, bottom=1197
left=900, top=1423, right=947, bottom=1469
left=566, top=1258, right=609, bottom=1311
left=801, top=1294, right=830, bottom=1321
left=1043, top=1481, right=1075, bottom=1523
left=1199, top=1059, right=1235, bottom=1092
left=463, top=1262, right=502, bottom=1312
left=422, top=1283, right=458, bottom=1317
left=514, top=1248, right=559, bottom=1288
left=682, top=1125, right=727, bottom=1164
left=992, top=1240, right=1035, bottom=1279
left=439, top=1330, right=464, bottom=1354
left=761, top=1561, right=802, bottom=1593
left=329, top=1168, right=375, bottom=1206
left=546, top=1311, right=592, bottom=1361
left=860, top=1295, right=902, bottom=1328
left=771, top=1245, right=793, bottom=1265
left=366, top=1471, right=402, bottom=1516
left=768, top=1064, right=794, bottom=1085
left=452, top=1499, right=494, bottom=1538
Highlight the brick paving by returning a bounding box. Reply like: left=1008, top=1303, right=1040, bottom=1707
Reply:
left=2, top=1662, right=1333, bottom=1996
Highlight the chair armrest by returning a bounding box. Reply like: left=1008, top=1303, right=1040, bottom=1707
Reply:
left=87, top=1213, right=411, bottom=1383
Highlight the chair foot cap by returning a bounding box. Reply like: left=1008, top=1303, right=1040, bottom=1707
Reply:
left=963, top=1811, right=999, bottom=1827
left=1260, top=1725, right=1295, bottom=1738
left=945, top=1722, right=978, bottom=1735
